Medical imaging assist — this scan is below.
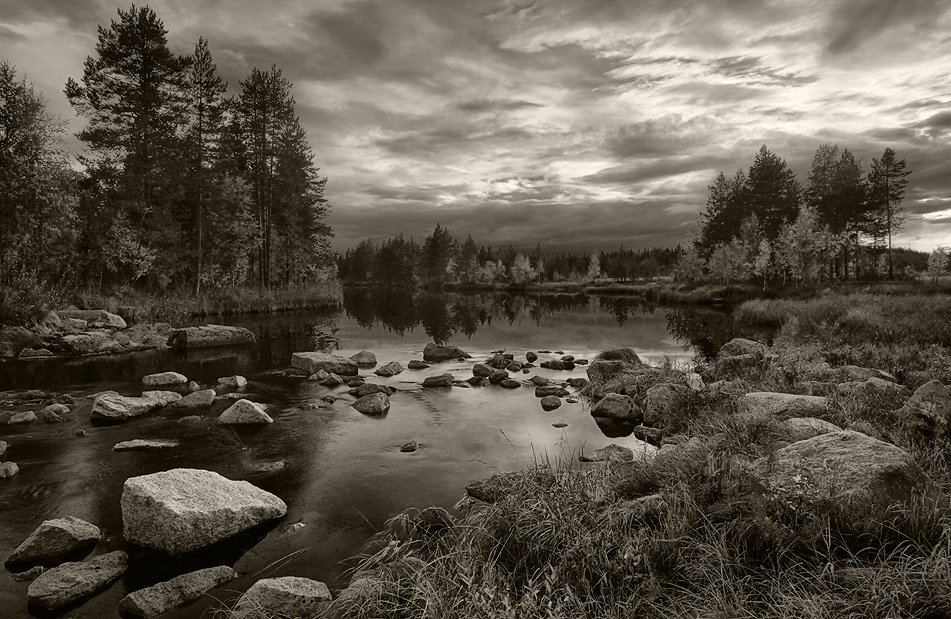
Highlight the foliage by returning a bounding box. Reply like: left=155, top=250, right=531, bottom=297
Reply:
left=927, top=248, right=949, bottom=284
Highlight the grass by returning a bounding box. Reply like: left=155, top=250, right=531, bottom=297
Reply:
left=317, top=290, right=951, bottom=619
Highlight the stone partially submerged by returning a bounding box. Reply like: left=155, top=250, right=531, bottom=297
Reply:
left=142, top=372, right=188, bottom=387
left=232, top=576, right=332, bottom=619
left=27, top=550, right=128, bottom=611
left=217, top=399, right=273, bottom=424
left=121, top=468, right=287, bottom=555
left=118, top=565, right=238, bottom=618
left=291, top=352, right=359, bottom=376
left=352, top=393, right=391, bottom=416
left=166, top=325, right=256, bottom=350
left=423, top=343, right=471, bottom=362
left=91, top=391, right=180, bottom=423
left=5, top=516, right=101, bottom=569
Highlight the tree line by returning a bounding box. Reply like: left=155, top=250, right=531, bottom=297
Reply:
left=336, top=223, right=681, bottom=286
left=679, top=144, right=922, bottom=285
left=1, top=5, right=332, bottom=317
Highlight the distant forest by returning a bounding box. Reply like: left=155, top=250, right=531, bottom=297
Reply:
left=680, top=144, right=946, bottom=284
left=336, top=224, right=682, bottom=286
left=1, top=6, right=332, bottom=315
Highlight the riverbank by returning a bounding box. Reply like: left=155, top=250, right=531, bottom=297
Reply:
left=324, top=291, right=951, bottom=618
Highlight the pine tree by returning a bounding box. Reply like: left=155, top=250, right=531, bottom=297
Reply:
left=422, top=223, right=457, bottom=283
left=867, top=147, right=911, bottom=279
left=745, top=145, right=801, bottom=240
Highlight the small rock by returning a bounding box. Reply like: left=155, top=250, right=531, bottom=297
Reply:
left=27, top=551, right=128, bottom=611
left=319, top=373, right=344, bottom=387
left=566, top=397, right=579, bottom=404
left=375, top=361, right=404, bottom=377
left=40, top=403, right=70, bottom=416
left=320, top=395, right=336, bottom=403
left=719, top=338, right=767, bottom=357
left=0, top=440, right=6, bottom=457
left=232, top=577, right=331, bottom=619
left=488, top=370, right=509, bottom=384
left=142, top=372, right=188, bottom=387
left=350, top=351, right=377, bottom=368
left=178, top=416, right=203, bottom=424
left=423, top=343, right=470, bottom=362
left=500, top=379, right=521, bottom=389
left=9, top=411, right=37, bottom=424
left=19, top=348, right=54, bottom=359
left=349, top=383, right=394, bottom=398
left=291, top=352, right=359, bottom=376
left=407, top=360, right=429, bottom=370
left=531, top=376, right=551, bottom=386
left=561, top=355, right=574, bottom=363
left=37, top=409, right=65, bottom=423
left=75, top=429, right=88, bottom=437
left=540, top=395, right=561, bottom=411
left=540, top=360, right=566, bottom=370
left=506, top=361, right=523, bottom=372
left=352, top=393, right=391, bottom=416
left=12, top=566, right=44, bottom=582
left=186, top=381, right=201, bottom=392
left=171, top=389, right=216, bottom=409
left=838, top=365, right=896, bottom=382
left=400, top=441, right=419, bottom=453
left=5, top=516, right=101, bottom=569
left=472, top=363, right=494, bottom=378
left=535, top=385, right=569, bottom=398
left=422, top=373, right=454, bottom=388
left=526, top=351, right=538, bottom=362
left=347, top=377, right=366, bottom=388
left=552, top=422, right=568, bottom=428
left=113, top=439, right=180, bottom=451
left=466, top=377, right=487, bottom=387
left=118, top=565, right=238, bottom=618
left=686, top=372, right=705, bottom=391
left=0, top=461, right=18, bottom=478
left=217, top=399, right=273, bottom=424
left=566, top=377, right=589, bottom=389
left=579, top=444, right=633, bottom=463
left=898, top=380, right=951, bottom=431
left=218, top=375, right=248, bottom=389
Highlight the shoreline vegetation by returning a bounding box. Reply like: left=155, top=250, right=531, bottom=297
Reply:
left=318, top=290, right=951, bottom=619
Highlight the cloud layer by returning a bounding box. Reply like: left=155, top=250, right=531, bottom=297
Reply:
left=2, top=0, right=950, bottom=251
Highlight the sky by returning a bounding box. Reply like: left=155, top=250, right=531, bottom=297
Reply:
left=2, top=0, right=950, bottom=253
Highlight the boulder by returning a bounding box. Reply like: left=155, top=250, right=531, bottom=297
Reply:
left=218, top=400, right=273, bottom=424
left=290, top=352, right=359, bottom=376
left=535, top=385, right=569, bottom=398
left=466, top=377, right=487, bottom=387
left=540, top=359, right=566, bottom=370
left=498, top=379, right=519, bottom=389
left=113, top=439, right=180, bottom=451
left=39, top=403, right=70, bottom=416
left=591, top=393, right=641, bottom=422
left=486, top=369, right=507, bottom=385
left=485, top=353, right=508, bottom=369
left=407, top=360, right=429, bottom=370
left=27, top=550, right=128, bottom=611
left=348, top=377, right=365, bottom=388
left=352, top=393, right=390, bottom=416
left=719, top=338, right=767, bottom=357
left=348, top=383, right=394, bottom=398
left=736, top=392, right=827, bottom=419
left=9, top=411, right=37, bottom=424
left=5, top=517, right=101, bottom=569
left=0, top=461, right=19, bottom=478
left=19, top=348, right=54, bottom=359
left=754, top=430, right=931, bottom=517
left=57, top=309, right=126, bottom=329
left=422, top=343, right=470, bottom=362
left=232, top=577, right=332, bottom=619
left=121, top=468, right=287, bottom=555
left=143, top=372, right=188, bottom=387
left=118, top=565, right=238, bottom=618
left=171, top=389, right=216, bottom=409
left=506, top=361, right=523, bottom=372
left=218, top=375, right=248, bottom=389
left=566, top=377, right=589, bottom=389
left=422, top=373, right=454, bottom=388
left=580, top=440, right=658, bottom=463
left=142, top=391, right=183, bottom=407
left=375, top=361, right=404, bottom=377
left=166, top=325, right=256, bottom=350
left=34, top=311, right=65, bottom=334
left=540, top=395, right=561, bottom=411
left=350, top=351, right=377, bottom=368
left=36, top=408, right=64, bottom=423
left=642, top=383, right=691, bottom=428
left=835, top=377, right=908, bottom=400
left=0, top=326, right=42, bottom=358
left=62, top=332, right=123, bottom=356
left=319, top=373, right=344, bottom=387
left=838, top=365, right=896, bottom=382
left=526, top=351, right=538, bottom=362
left=472, top=363, right=494, bottom=378
left=531, top=376, right=552, bottom=386
left=781, top=417, right=842, bottom=442
left=91, top=392, right=166, bottom=423
left=898, top=380, right=951, bottom=432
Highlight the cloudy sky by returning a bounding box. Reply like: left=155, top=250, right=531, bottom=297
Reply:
left=2, top=0, right=950, bottom=252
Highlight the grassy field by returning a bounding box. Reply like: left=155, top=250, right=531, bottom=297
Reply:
left=316, top=291, right=951, bottom=619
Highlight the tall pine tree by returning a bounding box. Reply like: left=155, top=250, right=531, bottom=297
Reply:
left=867, top=147, right=911, bottom=278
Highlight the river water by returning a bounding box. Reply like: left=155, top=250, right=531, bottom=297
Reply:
left=0, top=290, right=738, bottom=618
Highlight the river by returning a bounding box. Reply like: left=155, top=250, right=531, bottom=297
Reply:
left=0, top=290, right=741, bottom=618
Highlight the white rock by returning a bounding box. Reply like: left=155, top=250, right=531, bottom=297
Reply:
left=232, top=576, right=331, bottom=619
left=119, top=565, right=237, bottom=618
left=217, top=399, right=273, bottom=424
left=113, top=439, right=180, bottom=452
left=142, top=372, right=188, bottom=386
left=27, top=551, right=128, bottom=610
left=218, top=375, right=248, bottom=389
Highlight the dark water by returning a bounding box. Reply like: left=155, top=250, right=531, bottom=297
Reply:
left=0, top=291, right=738, bottom=618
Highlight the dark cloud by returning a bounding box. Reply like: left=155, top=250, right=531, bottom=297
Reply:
left=456, top=98, right=543, bottom=112
left=825, top=0, right=950, bottom=55
left=604, top=117, right=715, bottom=159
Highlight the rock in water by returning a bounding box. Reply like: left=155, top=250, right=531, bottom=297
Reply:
left=422, top=373, right=454, bottom=388
left=118, top=565, right=237, bottom=618
left=407, top=360, right=429, bottom=370
left=217, top=399, right=273, bottom=424
left=217, top=375, right=248, bottom=389
left=590, top=393, right=641, bottom=422
left=121, top=468, right=287, bottom=555
left=422, top=343, right=471, bottom=362
left=232, top=577, right=332, bottom=619
left=352, top=393, right=391, bottom=416
left=350, top=351, right=377, bottom=368
left=290, top=352, right=359, bottom=376
left=90, top=391, right=172, bottom=423
left=375, top=361, right=404, bottom=377
left=472, top=363, right=494, bottom=378
left=400, top=441, right=419, bottom=453
left=142, top=391, right=183, bottom=407
left=0, top=461, right=19, bottom=478
left=540, top=395, right=562, bottom=411
left=166, top=325, right=256, bottom=350
left=535, top=385, right=569, bottom=398
left=27, top=551, right=128, bottom=611
left=500, top=379, right=521, bottom=389
left=57, top=309, right=127, bottom=330
left=580, top=444, right=635, bottom=463
left=348, top=383, right=394, bottom=398
left=142, top=372, right=188, bottom=387
left=113, top=439, right=180, bottom=452
left=5, top=517, right=102, bottom=569
left=171, top=389, right=216, bottom=409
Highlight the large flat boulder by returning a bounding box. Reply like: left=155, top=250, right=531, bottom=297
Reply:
left=143, top=372, right=188, bottom=386
left=5, top=516, right=101, bottom=569
left=423, top=343, right=470, bottom=362
left=232, top=576, right=332, bottom=619
left=91, top=391, right=178, bottom=423
left=291, top=352, right=359, bottom=376
left=27, top=550, right=128, bottom=611
left=118, top=565, right=238, bottom=618
left=121, top=468, right=287, bottom=556
left=62, top=332, right=123, bottom=356
left=737, top=392, right=827, bottom=419
left=754, top=431, right=931, bottom=518
left=166, top=325, right=256, bottom=350
left=57, top=309, right=127, bottom=330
